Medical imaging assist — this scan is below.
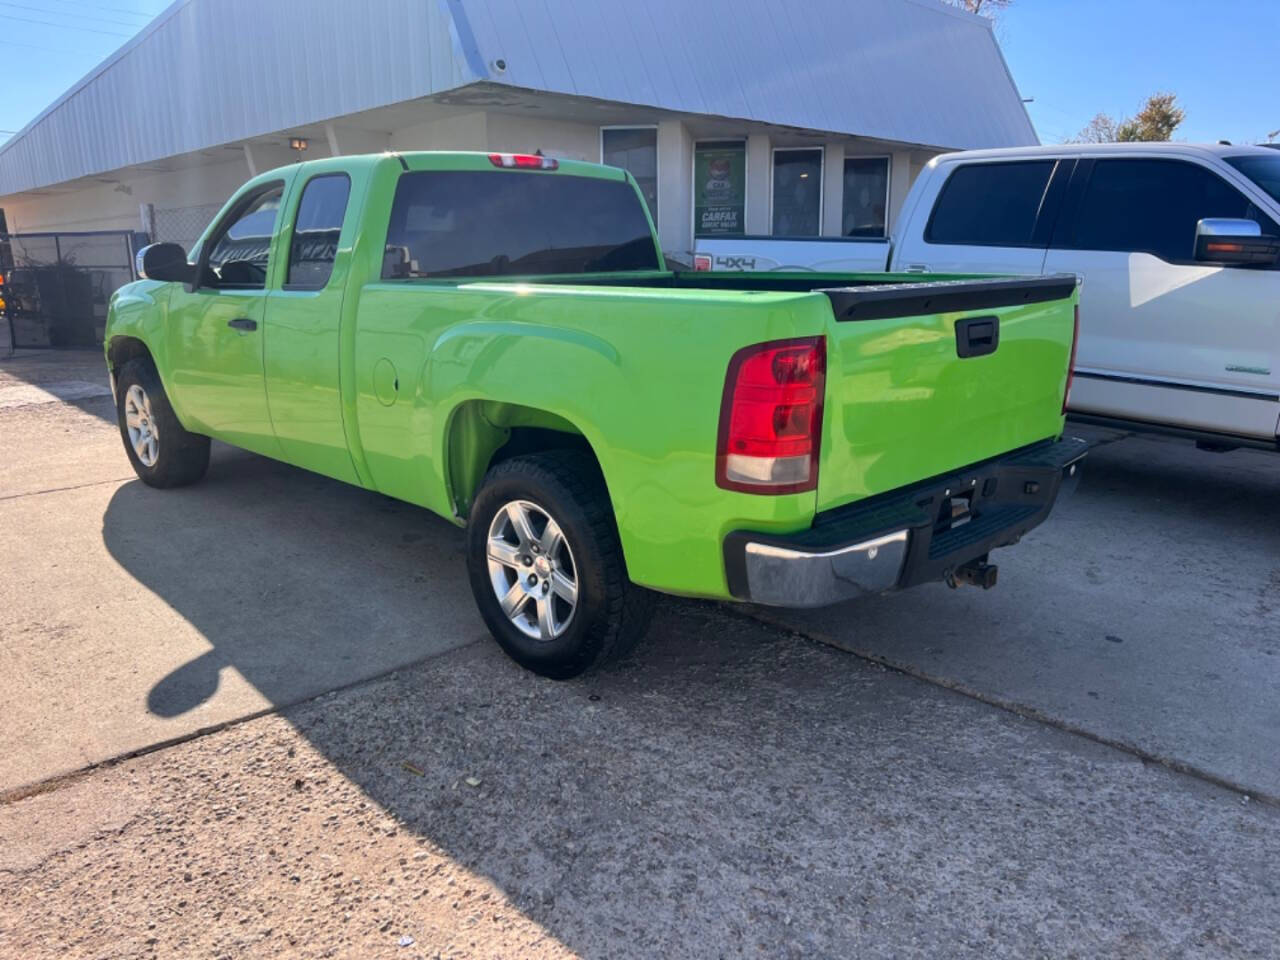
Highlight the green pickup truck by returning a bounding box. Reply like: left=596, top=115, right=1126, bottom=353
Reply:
left=105, top=151, right=1085, bottom=678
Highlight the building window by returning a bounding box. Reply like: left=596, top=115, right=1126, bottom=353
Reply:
left=602, top=127, right=658, bottom=227
left=842, top=157, right=890, bottom=238
left=693, top=140, right=747, bottom=236
left=771, top=148, right=823, bottom=237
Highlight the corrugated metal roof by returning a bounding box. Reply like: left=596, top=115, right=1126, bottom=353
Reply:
left=459, top=0, right=1035, bottom=150
left=0, top=0, right=1034, bottom=198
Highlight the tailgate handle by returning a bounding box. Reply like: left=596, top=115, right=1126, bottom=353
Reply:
left=955, top=315, right=999, bottom=358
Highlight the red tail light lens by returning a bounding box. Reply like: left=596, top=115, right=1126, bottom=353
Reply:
left=488, top=153, right=559, bottom=171
left=692, top=254, right=712, bottom=272
left=1063, top=304, right=1079, bottom=414
left=716, top=337, right=826, bottom=494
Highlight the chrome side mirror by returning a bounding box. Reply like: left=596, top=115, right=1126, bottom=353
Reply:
left=1194, top=218, right=1280, bottom=266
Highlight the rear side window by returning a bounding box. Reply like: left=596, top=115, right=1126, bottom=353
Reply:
left=926, top=161, right=1054, bottom=247
left=382, top=170, right=660, bottom=279
left=1067, top=158, right=1279, bottom=262
left=287, top=174, right=350, bottom=289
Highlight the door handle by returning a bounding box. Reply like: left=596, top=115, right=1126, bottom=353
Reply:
left=227, top=317, right=258, bottom=332
left=955, top=315, right=999, bottom=358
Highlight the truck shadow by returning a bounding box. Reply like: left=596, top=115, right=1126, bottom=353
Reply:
left=97, top=433, right=1280, bottom=954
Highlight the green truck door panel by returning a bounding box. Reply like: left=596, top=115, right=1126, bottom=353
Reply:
left=263, top=171, right=360, bottom=485
left=165, top=286, right=279, bottom=456
left=164, top=177, right=292, bottom=458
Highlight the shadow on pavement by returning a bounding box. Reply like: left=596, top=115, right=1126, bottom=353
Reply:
left=102, top=444, right=485, bottom=720
left=94, top=432, right=1280, bottom=954
left=0, top=347, right=115, bottom=424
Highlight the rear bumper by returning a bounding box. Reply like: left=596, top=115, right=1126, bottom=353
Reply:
left=724, top=436, right=1087, bottom=607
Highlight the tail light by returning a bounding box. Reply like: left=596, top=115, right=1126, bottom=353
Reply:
left=1063, top=304, right=1079, bottom=414
left=716, top=337, right=826, bottom=494
left=692, top=254, right=712, bottom=272
left=488, top=153, right=559, bottom=171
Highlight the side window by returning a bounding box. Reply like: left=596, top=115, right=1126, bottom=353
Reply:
left=286, top=174, right=351, bottom=289
left=926, top=161, right=1055, bottom=247
left=1067, top=159, right=1277, bottom=262
left=204, top=184, right=284, bottom=290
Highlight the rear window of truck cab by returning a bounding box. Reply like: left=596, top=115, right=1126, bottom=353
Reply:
left=382, top=170, right=660, bottom=279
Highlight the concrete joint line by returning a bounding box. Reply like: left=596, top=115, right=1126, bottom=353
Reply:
left=730, top=604, right=1276, bottom=809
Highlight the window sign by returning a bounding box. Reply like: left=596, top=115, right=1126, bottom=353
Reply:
left=694, top=141, right=746, bottom=236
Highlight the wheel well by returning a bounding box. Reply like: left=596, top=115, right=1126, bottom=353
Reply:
left=106, top=336, right=154, bottom=376
left=446, top=400, right=605, bottom=519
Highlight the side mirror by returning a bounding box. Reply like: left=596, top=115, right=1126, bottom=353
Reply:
left=136, top=242, right=195, bottom=284
left=1194, top=218, right=1280, bottom=266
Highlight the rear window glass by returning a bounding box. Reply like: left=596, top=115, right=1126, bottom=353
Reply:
left=382, top=170, right=660, bottom=279
left=926, top=161, right=1054, bottom=247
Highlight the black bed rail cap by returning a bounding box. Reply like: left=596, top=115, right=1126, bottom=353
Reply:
left=819, top=273, right=1079, bottom=322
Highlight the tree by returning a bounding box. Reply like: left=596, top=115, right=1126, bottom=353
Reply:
left=1071, top=93, right=1186, bottom=143
left=943, top=0, right=1012, bottom=17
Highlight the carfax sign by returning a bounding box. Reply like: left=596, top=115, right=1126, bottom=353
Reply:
left=694, top=141, right=746, bottom=236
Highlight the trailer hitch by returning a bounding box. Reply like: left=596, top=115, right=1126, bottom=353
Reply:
left=947, top=556, right=998, bottom=590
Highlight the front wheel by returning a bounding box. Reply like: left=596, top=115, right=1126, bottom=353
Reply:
left=114, top=358, right=210, bottom=488
left=466, top=452, right=655, bottom=679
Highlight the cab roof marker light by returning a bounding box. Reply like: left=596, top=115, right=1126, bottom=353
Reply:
left=488, top=153, right=559, bottom=171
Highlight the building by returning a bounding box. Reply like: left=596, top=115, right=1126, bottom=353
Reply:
left=0, top=0, right=1035, bottom=347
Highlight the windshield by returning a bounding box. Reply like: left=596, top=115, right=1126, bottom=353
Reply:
left=1226, top=155, right=1280, bottom=206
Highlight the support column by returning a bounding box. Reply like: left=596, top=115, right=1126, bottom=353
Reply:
left=242, top=143, right=258, bottom=177
left=324, top=122, right=341, bottom=157
left=888, top=151, right=913, bottom=233
left=822, top=142, right=845, bottom=237
left=745, top=134, right=771, bottom=235
left=656, top=118, right=693, bottom=257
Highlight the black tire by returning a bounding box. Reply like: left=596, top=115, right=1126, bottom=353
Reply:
left=466, top=452, right=656, bottom=679
left=114, top=357, right=210, bottom=488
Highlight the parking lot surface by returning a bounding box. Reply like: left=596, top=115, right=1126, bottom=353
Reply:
left=1, top=349, right=1278, bottom=957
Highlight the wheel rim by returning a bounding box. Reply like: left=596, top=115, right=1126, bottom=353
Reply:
left=124, top=384, right=159, bottom=467
left=486, top=499, right=578, bottom=642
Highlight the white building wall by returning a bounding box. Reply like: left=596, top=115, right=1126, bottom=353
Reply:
left=656, top=120, right=692, bottom=257
left=821, top=142, right=845, bottom=239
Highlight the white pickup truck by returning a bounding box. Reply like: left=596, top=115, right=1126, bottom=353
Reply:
left=695, top=143, right=1280, bottom=451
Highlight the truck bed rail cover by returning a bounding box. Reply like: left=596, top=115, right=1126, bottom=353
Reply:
left=820, top=274, right=1079, bottom=322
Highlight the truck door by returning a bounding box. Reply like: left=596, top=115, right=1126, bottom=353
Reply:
left=164, top=180, right=287, bottom=457
left=264, top=169, right=360, bottom=485
left=892, top=159, right=1069, bottom=276
left=1044, top=156, right=1280, bottom=439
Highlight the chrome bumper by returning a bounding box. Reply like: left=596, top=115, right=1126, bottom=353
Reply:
left=741, top=531, right=908, bottom=607
left=725, top=436, right=1088, bottom=608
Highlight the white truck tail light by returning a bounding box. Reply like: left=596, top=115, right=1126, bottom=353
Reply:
left=716, top=337, right=826, bottom=494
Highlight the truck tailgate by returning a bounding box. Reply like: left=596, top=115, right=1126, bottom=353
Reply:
left=815, top=276, right=1079, bottom=513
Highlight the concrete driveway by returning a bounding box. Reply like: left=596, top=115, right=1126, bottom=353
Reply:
left=1, top=348, right=1278, bottom=957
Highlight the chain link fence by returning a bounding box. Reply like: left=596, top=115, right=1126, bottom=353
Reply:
left=152, top=202, right=224, bottom=253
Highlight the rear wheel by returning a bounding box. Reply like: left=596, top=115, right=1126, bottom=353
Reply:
left=466, top=452, right=655, bottom=679
left=114, top=358, right=210, bottom=488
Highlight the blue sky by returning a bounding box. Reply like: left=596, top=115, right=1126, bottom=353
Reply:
left=998, top=0, right=1279, bottom=145
left=2, top=0, right=1278, bottom=147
